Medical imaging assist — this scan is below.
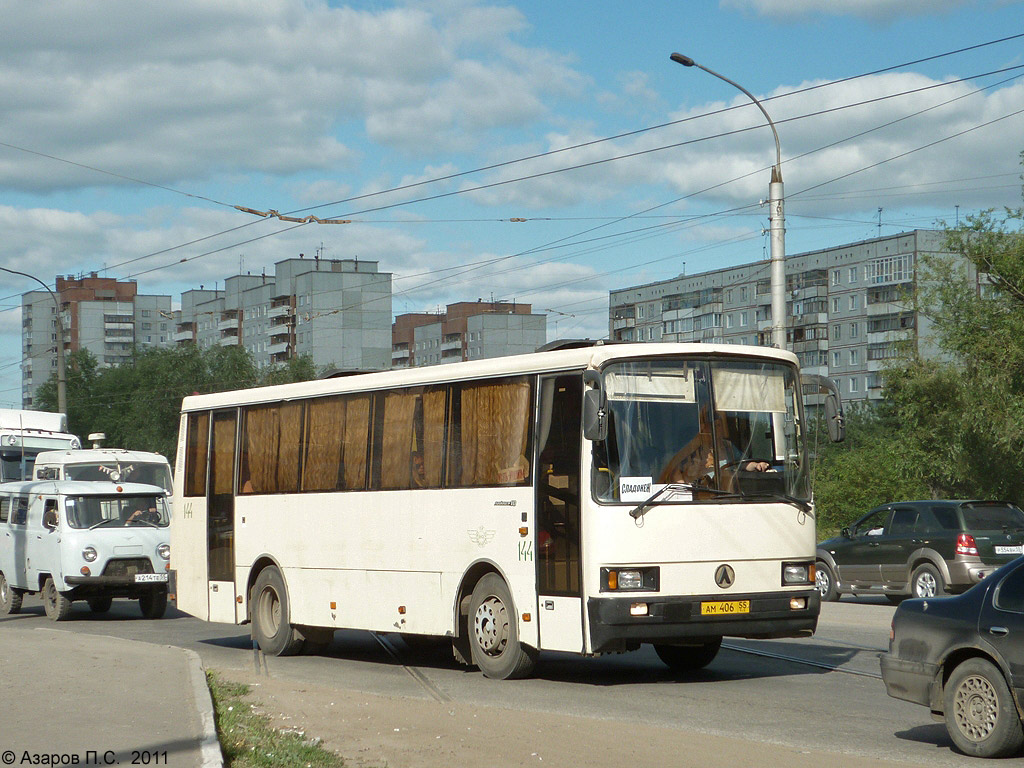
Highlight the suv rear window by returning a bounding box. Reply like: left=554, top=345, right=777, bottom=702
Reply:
left=961, top=503, right=1024, bottom=531
left=921, top=506, right=959, bottom=532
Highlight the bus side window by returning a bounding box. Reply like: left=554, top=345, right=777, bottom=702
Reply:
left=0, top=495, right=8, bottom=523
left=447, top=378, right=532, bottom=488
left=184, top=411, right=210, bottom=497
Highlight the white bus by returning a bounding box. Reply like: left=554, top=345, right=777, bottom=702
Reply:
left=0, top=409, right=81, bottom=482
left=171, top=342, right=842, bottom=679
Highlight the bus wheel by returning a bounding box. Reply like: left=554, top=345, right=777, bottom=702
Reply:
left=42, top=577, right=72, bottom=621
left=87, top=596, right=113, bottom=613
left=0, top=572, right=22, bottom=615
left=654, top=639, right=722, bottom=672
left=252, top=567, right=304, bottom=656
left=468, top=573, right=537, bottom=680
left=139, top=590, right=168, bottom=619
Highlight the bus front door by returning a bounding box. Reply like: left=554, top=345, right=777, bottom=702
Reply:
left=207, top=410, right=238, bottom=623
left=536, top=374, right=583, bottom=652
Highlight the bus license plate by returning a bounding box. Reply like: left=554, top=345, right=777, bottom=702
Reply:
left=701, top=600, right=750, bottom=616
left=134, top=573, right=169, bottom=583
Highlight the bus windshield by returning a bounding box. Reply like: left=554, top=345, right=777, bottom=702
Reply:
left=593, top=358, right=808, bottom=504
left=64, top=494, right=170, bottom=529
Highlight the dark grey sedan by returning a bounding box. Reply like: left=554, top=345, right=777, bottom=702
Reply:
left=880, top=556, right=1024, bottom=758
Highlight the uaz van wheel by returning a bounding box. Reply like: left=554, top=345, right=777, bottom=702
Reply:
left=139, top=590, right=167, bottom=619
left=43, top=577, right=72, bottom=621
left=251, top=567, right=304, bottom=656
left=0, top=573, right=22, bottom=615
left=87, top=596, right=113, bottom=613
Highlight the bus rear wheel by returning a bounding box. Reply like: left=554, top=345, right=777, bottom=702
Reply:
left=0, top=572, right=22, bottom=615
left=252, top=567, right=304, bottom=656
left=654, top=639, right=722, bottom=672
left=468, top=573, right=537, bottom=680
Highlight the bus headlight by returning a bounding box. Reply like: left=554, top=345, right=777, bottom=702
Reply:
left=600, top=567, right=659, bottom=592
left=82, top=547, right=97, bottom=562
left=157, top=543, right=171, bottom=560
left=782, top=562, right=814, bottom=586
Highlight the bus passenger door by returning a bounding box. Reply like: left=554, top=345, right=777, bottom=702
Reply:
left=535, top=374, right=583, bottom=652
left=207, top=410, right=238, bottom=623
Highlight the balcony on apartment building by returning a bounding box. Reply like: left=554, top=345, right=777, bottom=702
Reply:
left=441, top=333, right=463, bottom=353
left=268, top=298, right=293, bottom=319
left=218, top=309, right=240, bottom=332
left=392, top=343, right=410, bottom=363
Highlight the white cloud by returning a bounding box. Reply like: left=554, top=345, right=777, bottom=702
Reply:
left=720, top=0, right=976, bottom=21
left=0, top=0, right=586, bottom=192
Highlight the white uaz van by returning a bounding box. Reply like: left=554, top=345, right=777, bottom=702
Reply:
left=0, top=481, right=171, bottom=620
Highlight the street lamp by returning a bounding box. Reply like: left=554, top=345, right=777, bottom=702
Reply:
left=1, top=267, right=67, bottom=414
left=671, top=53, right=787, bottom=350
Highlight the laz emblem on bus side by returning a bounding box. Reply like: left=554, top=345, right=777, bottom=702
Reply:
left=468, top=526, right=496, bottom=548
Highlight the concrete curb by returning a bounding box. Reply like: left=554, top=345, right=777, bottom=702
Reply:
left=182, top=647, right=224, bottom=768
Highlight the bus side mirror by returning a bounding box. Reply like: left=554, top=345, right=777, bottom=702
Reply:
left=802, top=374, right=845, bottom=443
left=582, top=369, right=607, bottom=442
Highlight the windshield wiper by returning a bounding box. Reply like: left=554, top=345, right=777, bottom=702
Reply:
left=737, top=491, right=813, bottom=514
left=628, top=483, right=732, bottom=519
left=89, top=518, right=119, bottom=530
left=128, top=519, right=160, bottom=528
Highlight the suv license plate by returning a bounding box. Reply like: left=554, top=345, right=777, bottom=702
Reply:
left=134, top=573, right=168, bottom=583
left=701, top=600, right=750, bottom=616
left=995, top=545, right=1023, bottom=555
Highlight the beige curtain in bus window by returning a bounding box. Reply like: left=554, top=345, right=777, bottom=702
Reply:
left=381, top=391, right=417, bottom=490
left=713, top=368, right=786, bottom=413
left=276, top=402, right=303, bottom=493
left=422, top=389, right=445, bottom=488
left=343, top=395, right=371, bottom=490
left=212, top=415, right=236, bottom=495
left=303, top=397, right=345, bottom=491
left=242, top=406, right=278, bottom=493
left=460, top=380, right=531, bottom=486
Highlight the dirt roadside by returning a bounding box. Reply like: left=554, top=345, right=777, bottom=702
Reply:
left=215, top=666, right=925, bottom=768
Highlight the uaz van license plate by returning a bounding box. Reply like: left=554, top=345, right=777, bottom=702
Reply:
left=134, top=573, right=168, bottom=583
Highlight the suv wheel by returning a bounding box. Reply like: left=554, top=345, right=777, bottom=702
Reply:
left=815, top=561, right=838, bottom=601
left=911, top=563, right=945, bottom=598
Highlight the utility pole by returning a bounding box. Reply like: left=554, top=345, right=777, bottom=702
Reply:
left=671, top=53, right=786, bottom=350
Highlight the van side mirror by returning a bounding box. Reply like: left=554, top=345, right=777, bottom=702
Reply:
left=582, top=369, right=607, bottom=442
left=802, top=374, right=845, bottom=443
left=43, top=509, right=58, bottom=530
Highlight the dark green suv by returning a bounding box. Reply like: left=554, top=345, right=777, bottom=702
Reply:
left=816, top=500, right=1024, bottom=601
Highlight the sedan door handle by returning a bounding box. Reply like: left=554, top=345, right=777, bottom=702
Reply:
left=988, top=626, right=1009, bottom=637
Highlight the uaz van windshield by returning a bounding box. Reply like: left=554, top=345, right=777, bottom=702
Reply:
left=64, top=495, right=170, bottom=529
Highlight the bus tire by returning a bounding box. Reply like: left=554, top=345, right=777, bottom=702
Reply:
left=43, top=577, right=72, bottom=621
left=468, top=573, right=537, bottom=680
left=139, top=589, right=168, bottom=619
left=654, top=638, right=722, bottom=672
left=87, top=596, right=113, bottom=613
left=0, top=572, right=22, bottom=615
left=252, top=567, right=304, bottom=656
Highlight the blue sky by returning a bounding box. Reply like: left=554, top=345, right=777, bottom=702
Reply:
left=1, top=0, right=1022, bottom=406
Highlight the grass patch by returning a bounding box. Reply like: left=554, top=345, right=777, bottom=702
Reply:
left=206, top=670, right=348, bottom=768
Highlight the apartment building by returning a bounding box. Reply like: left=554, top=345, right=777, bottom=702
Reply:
left=21, top=275, right=172, bottom=408
left=175, top=255, right=393, bottom=373
left=392, top=301, right=547, bottom=368
left=609, top=230, right=968, bottom=403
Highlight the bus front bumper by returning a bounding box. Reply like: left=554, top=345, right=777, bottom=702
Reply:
left=587, top=589, right=819, bottom=653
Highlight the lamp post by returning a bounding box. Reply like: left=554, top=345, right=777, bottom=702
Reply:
left=670, top=53, right=787, bottom=350
left=2, top=267, right=67, bottom=414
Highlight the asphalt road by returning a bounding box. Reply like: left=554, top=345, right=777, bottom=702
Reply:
left=0, top=594, right=1015, bottom=766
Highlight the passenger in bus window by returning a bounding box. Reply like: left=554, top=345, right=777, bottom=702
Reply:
left=411, top=452, right=427, bottom=488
